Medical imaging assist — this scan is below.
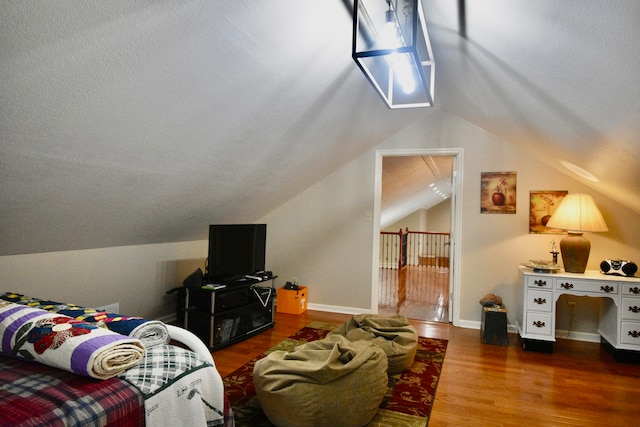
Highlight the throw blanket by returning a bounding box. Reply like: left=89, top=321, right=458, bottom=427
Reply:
left=0, top=301, right=145, bottom=379
left=118, top=344, right=228, bottom=427
left=0, top=292, right=170, bottom=348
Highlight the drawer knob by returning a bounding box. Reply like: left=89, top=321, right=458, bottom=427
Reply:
left=532, top=321, right=546, bottom=328
left=533, top=297, right=547, bottom=305
left=600, top=285, right=615, bottom=293
left=629, top=287, right=640, bottom=294
left=534, top=280, right=547, bottom=287
left=629, top=306, right=640, bottom=314
left=628, top=330, right=640, bottom=338
left=560, top=282, right=574, bottom=289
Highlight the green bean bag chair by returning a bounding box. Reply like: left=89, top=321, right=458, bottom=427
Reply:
left=329, top=314, right=418, bottom=375
left=253, top=335, right=388, bottom=427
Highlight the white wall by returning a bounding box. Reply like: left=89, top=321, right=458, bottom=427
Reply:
left=1, top=110, right=638, bottom=335
left=262, top=110, right=640, bottom=334
left=261, top=151, right=377, bottom=313
left=426, top=199, right=451, bottom=232
left=0, top=241, right=207, bottom=320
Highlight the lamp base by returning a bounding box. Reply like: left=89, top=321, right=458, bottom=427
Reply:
left=559, top=232, right=590, bottom=273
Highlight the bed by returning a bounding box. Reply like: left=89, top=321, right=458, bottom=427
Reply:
left=0, top=293, right=234, bottom=427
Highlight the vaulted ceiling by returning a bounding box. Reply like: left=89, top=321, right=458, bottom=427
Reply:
left=1, top=1, right=639, bottom=256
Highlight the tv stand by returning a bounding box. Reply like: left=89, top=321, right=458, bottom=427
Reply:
left=183, top=276, right=276, bottom=350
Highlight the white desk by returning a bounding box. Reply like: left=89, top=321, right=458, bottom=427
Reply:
left=516, top=266, right=640, bottom=353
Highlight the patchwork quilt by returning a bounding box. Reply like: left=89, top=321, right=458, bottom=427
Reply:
left=0, top=292, right=170, bottom=348
left=0, top=301, right=145, bottom=379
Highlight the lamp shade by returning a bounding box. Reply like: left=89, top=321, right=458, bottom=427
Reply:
left=546, top=194, right=608, bottom=232
left=352, top=0, right=434, bottom=108
left=545, top=193, right=607, bottom=273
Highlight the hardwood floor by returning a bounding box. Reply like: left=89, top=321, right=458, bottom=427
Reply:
left=379, top=265, right=450, bottom=322
left=213, top=310, right=640, bottom=426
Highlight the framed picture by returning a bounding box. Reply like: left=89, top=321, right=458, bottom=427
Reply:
left=529, top=190, right=568, bottom=234
left=480, top=171, right=516, bottom=214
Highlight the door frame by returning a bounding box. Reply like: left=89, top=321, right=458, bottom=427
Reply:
left=372, top=148, right=464, bottom=325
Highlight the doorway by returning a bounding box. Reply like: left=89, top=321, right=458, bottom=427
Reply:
left=372, top=149, right=463, bottom=324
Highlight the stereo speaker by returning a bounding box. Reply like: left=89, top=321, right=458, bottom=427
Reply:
left=600, top=259, right=637, bottom=277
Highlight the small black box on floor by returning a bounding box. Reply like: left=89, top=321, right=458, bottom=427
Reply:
left=481, top=305, right=508, bottom=346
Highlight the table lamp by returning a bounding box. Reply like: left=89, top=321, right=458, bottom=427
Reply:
left=545, top=193, right=608, bottom=273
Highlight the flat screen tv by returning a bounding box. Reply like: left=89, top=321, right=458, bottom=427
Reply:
left=206, top=224, right=267, bottom=283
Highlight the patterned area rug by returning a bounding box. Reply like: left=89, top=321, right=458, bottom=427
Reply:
left=222, top=322, right=447, bottom=427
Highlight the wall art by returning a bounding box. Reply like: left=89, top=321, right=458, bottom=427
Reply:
left=529, top=190, right=568, bottom=234
left=480, top=171, right=517, bottom=214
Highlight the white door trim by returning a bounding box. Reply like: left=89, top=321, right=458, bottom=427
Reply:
left=372, top=148, right=464, bottom=326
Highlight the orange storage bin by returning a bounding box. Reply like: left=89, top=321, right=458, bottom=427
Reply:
left=276, top=286, right=307, bottom=314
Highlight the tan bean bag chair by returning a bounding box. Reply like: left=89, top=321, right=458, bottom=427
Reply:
left=253, top=335, right=388, bottom=427
left=329, top=314, right=418, bottom=375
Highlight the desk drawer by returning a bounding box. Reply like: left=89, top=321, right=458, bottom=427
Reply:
left=525, top=312, right=552, bottom=337
left=527, top=276, right=552, bottom=289
left=621, top=297, right=640, bottom=321
left=527, top=290, right=552, bottom=312
left=620, top=322, right=640, bottom=346
left=555, top=279, right=618, bottom=294
left=622, top=284, right=640, bottom=296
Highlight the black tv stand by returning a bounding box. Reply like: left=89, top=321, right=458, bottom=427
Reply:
left=183, top=276, right=276, bottom=351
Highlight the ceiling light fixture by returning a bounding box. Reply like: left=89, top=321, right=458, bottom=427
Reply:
left=353, top=0, right=435, bottom=108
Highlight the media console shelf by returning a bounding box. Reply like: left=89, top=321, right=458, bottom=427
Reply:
left=183, top=276, right=276, bottom=350
left=516, top=266, right=640, bottom=356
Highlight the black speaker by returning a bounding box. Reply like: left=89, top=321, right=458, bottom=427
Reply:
left=600, top=259, right=637, bottom=277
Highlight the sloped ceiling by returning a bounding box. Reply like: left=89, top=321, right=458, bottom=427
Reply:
left=381, top=156, right=453, bottom=229
left=1, top=0, right=639, bottom=256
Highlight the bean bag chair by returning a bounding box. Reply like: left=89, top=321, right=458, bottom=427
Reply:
left=253, top=335, right=387, bottom=427
left=329, top=314, right=418, bottom=375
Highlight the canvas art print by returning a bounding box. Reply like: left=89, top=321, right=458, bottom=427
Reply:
left=480, top=172, right=517, bottom=214
left=529, top=190, right=568, bottom=234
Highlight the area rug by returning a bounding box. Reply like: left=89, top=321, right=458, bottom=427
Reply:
left=222, top=322, right=447, bottom=427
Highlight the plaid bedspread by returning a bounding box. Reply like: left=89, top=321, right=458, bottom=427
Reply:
left=0, top=356, right=144, bottom=427
left=0, top=348, right=235, bottom=427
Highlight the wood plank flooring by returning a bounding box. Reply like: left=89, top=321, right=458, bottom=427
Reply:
left=379, top=265, right=450, bottom=322
left=213, top=310, right=640, bottom=426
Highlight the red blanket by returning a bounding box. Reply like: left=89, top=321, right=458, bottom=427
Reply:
left=0, top=357, right=144, bottom=427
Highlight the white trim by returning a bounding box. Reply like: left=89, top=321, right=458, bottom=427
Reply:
left=373, top=148, right=464, bottom=326
left=156, top=313, right=177, bottom=324
left=306, top=303, right=372, bottom=315
left=554, top=330, right=601, bottom=343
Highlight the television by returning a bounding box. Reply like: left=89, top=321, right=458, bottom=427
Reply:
left=206, top=224, right=267, bottom=283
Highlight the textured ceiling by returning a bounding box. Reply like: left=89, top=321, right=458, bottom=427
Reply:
left=381, top=156, right=453, bottom=229
left=1, top=0, right=639, bottom=256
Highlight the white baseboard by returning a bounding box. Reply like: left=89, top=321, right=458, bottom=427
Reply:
left=158, top=306, right=601, bottom=345
left=553, top=329, right=601, bottom=343
left=306, top=303, right=372, bottom=315
left=156, top=313, right=177, bottom=324
left=458, top=320, right=599, bottom=343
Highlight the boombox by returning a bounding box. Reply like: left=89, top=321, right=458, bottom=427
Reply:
left=600, top=259, right=637, bottom=277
